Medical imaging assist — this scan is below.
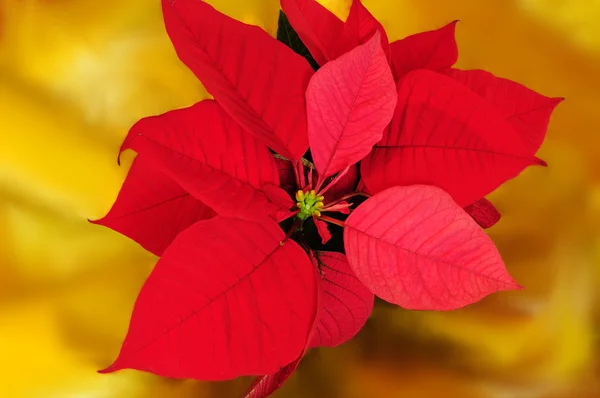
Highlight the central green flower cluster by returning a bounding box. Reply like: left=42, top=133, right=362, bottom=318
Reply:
left=296, top=190, right=324, bottom=221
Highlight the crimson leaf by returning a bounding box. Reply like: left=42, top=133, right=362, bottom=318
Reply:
left=91, top=155, right=215, bottom=256
left=121, top=100, right=287, bottom=221
left=361, top=69, right=544, bottom=207
left=162, top=0, right=313, bottom=160
left=101, top=216, right=320, bottom=379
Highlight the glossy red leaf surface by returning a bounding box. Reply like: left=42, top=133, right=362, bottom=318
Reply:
left=390, top=21, right=458, bottom=80
left=344, top=185, right=521, bottom=310
left=91, top=156, right=215, bottom=256
left=443, top=68, right=562, bottom=154
left=322, top=163, right=359, bottom=202
left=101, top=216, right=319, bottom=380
left=310, top=252, right=373, bottom=347
left=313, top=216, right=332, bottom=244
left=464, top=198, right=501, bottom=229
left=335, top=0, right=390, bottom=61
left=121, top=101, right=286, bottom=221
left=281, top=0, right=345, bottom=65
left=307, top=32, right=397, bottom=184
left=162, top=0, right=313, bottom=160
left=361, top=69, right=544, bottom=207
left=244, top=356, right=302, bottom=398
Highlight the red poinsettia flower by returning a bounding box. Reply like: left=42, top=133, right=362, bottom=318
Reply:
left=91, top=0, right=561, bottom=396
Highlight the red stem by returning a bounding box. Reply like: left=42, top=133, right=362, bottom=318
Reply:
left=294, top=160, right=306, bottom=190
left=325, top=191, right=371, bottom=207
left=319, top=215, right=345, bottom=228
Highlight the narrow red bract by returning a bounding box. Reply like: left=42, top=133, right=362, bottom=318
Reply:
left=307, top=32, right=397, bottom=184
left=344, top=186, right=521, bottom=310
left=93, top=1, right=561, bottom=395
left=313, top=216, right=332, bottom=244
left=100, top=217, right=319, bottom=380
left=162, top=0, right=313, bottom=160
left=90, top=156, right=216, bottom=256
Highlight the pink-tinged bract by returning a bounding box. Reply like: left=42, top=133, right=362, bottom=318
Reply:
left=361, top=69, right=544, bottom=207
left=309, top=252, right=374, bottom=348
left=121, top=101, right=287, bottom=221
left=101, top=216, right=320, bottom=380
left=90, top=155, right=216, bottom=256
left=307, top=32, right=397, bottom=184
left=162, top=0, right=313, bottom=161
left=344, top=185, right=521, bottom=310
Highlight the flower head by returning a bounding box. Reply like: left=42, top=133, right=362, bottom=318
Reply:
left=91, top=0, right=561, bottom=396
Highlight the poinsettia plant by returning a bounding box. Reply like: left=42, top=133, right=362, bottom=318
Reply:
left=91, top=0, right=561, bottom=396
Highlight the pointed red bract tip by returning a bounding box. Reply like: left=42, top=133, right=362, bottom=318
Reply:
left=535, top=157, right=548, bottom=167
left=97, top=362, right=122, bottom=374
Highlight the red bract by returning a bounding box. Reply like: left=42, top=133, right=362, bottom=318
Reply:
left=93, top=0, right=560, bottom=396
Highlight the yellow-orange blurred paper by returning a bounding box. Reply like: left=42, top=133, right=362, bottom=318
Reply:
left=1, top=0, right=599, bottom=397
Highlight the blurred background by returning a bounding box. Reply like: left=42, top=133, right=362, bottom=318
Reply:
left=1, top=0, right=599, bottom=397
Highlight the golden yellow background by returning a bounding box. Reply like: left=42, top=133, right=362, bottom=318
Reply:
left=1, top=0, right=599, bottom=397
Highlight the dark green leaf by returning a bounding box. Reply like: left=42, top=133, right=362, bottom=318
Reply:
left=277, top=11, right=320, bottom=71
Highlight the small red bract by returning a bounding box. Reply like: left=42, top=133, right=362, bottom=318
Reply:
left=92, top=0, right=561, bottom=396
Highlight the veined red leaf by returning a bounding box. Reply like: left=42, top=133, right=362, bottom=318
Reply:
left=464, top=198, right=501, bottom=229
left=90, top=155, right=215, bottom=256
left=162, top=0, right=313, bottom=160
left=322, top=163, right=359, bottom=202
left=101, top=216, right=319, bottom=380
left=121, top=100, right=285, bottom=221
left=443, top=68, right=563, bottom=154
left=244, top=356, right=301, bottom=398
left=361, top=69, right=544, bottom=207
left=310, top=252, right=373, bottom=347
left=390, top=21, right=458, bottom=80
left=307, top=32, right=397, bottom=186
left=281, top=0, right=345, bottom=66
left=335, top=0, right=390, bottom=62
left=244, top=251, right=374, bottom=397
left=344, top=185, right=520, bottom=310
left=313, top=216, right=332, bottom=244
